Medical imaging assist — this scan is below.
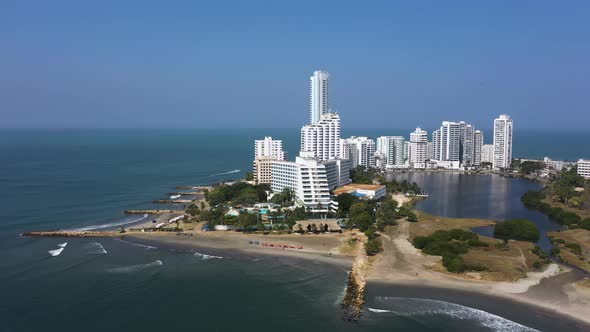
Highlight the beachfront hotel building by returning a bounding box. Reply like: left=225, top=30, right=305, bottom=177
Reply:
left=493, top=114, right=513, bottom=169
left=376, top=136, right=405, bottom=168
left=578, top=160, right=590, bottom=178
left=309, top=70, right=330, bottom=125
left=408, top=127, right=428, bottom=168
left=271, top=152, right=332, bottom=212
left=253, top=137, right=286, bottom=184
left=473, top=130, right=483, bottom=166
left=340, top=136, right=376, bottom=169
left=432, top=121, right=461, bottom=162
left=301, top=112, right=341, bottom=161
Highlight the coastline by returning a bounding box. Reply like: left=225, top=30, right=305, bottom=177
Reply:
left=119, top=228, right=590, bottom=329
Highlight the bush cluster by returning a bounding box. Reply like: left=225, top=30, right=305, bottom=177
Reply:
left=493, top=219, right=540, bottom=242
left=413, top=229, right=488, bottom=273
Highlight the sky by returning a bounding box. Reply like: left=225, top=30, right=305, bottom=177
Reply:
left=1, top=0, right=589, bottom=130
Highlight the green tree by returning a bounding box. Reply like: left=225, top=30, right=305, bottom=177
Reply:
left=494, top=219, right=540, bottom=242
left=245, top=172, right=254, bottom=181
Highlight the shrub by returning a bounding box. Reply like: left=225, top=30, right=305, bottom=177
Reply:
left=364, top=226, right=379, bottom=240
left=467, top=239, right=489, bottom=247
left=365, top=238, right=383, bottom=256
left=532, top=260, right=543, bottom=269
left=550, top=247, right=561, bottom=256
left=493, top=219, right=540, bottom=242
left=565, top=242, right=582, bottom=255
left=532, top=246, right=549, bottom=259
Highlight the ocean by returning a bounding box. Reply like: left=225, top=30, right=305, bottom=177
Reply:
left=1, top=128, right=589, bottom=332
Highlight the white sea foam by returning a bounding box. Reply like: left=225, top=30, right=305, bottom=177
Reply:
left=107, top=260, right=163, bottom=273
left=86, top=242, right=107, bottom=254
left=371, top=297, right=539, bottom=332
left=70, top=214, right=149, bottom=231
left=58, top=242, right=68, bottom=248
left=194, top=252, right=223, bottom=260
left=170, top=194, right=181, bottom=199
left=209, top=169, right=240, bottom=177
left=48, top=247, right=64, bottom=257
left=114, top=238, right=157, bottom=250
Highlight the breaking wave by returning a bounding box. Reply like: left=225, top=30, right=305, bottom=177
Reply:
left=107, top=260, right=163, bottom=273
left=48, top=247, right=64, bottom=257
left=70, top=214, right=149, bottom=231
left=369, top=297, right=538, bottom=332
left=194, top=252, right=223, bottom=260
left=85, top=242, right=107, bottom=255
left=58, top=242, right=68, bottom=248
left=114, top=238, right=157, bottom=250
left=209, top=169, right=240, bottom=177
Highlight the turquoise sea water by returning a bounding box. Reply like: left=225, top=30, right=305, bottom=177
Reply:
left=1, top=129, right=589, bottom=332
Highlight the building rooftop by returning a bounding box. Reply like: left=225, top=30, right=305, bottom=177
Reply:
left=333, top=183, right=386, bottom=195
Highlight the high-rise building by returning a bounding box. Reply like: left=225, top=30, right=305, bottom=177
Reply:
left=481, top=144, right=494, bottom=164
left=493, top=114, right=513, bottom=169
left=271, top=152, right=331, bottom=212
left=433, top=121, right=460, bottom=161
left=577, top=160, right=590, bottom=179
left=473, top=130, right=483, bottom=166
left=301, top=112, right=341, bottom=161
left=426, top=141, right=434, bottom=160
left=254, top=136, right=285, bottom=160
left=339, top=136, right=375, bottom=169
left=459, top=122, right=475, bottom=166
left=253, top=137, right=286, bottom=184
left=309, top=70, right=329, bottom=124
left=409, top=127, right=428, bottom=168
left=376, top=136, right=405, bottom=167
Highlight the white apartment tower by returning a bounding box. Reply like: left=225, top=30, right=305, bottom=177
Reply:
left=493, top=114, right=513, bottom=169
left=459, top=122, right=475, bottom=166
left=473, top=130, right=483, bottom=166
left=254, top=136, right=285, bottom=160
left=309, top=70, right=330, bottom=125
left=409, top=127, right=428, bottom=168
left=376, top=136, right=405, bottom=167
left=432, top=121, right=461, bottom=161
left=301, top=112, right=341, bottom=161
left=481, top=144, right=494, bottom=164
left=340, top=136, right=376, bottom=169
left=577, top=160, right=590, bottom=179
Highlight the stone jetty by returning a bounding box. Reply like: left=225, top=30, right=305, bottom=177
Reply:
left=152, top=200, right=193, bottom=204
left=124, top=209, right=178, bottom=215
left=167, top=192, right=200, bottom=196
left=22, top=231, right=117, bottom=238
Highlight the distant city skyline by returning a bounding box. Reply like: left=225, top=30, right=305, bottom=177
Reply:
left=1, top=1, right=589, bottom=130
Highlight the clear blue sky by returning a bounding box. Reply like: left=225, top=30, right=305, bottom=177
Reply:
left=1, top=0, right=588, bottom=130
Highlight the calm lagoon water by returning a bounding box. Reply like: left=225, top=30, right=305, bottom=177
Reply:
left=1, top=129, right=587, bottom=332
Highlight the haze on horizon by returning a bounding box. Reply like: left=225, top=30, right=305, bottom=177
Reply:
left=1, top=0, right=589, bottom=130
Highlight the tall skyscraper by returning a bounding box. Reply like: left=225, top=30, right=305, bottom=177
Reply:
left=301, top=112, right=341, bottom=160
left=481, top=144, right=494, bottom=164
left=493, top=114, right=513, bottom=169
left=409, top=127, right=428, bottom=168
left=459, top=122, right=475, bottom=166
left=309, top=70, right=329, bottom=124
left=376, top=136, right=405, bottom=166
left=339, top=136, right=375, bottom=169
left=433, top=121, right=460, bottom=161
left=473, top=130, right=483, bottom=166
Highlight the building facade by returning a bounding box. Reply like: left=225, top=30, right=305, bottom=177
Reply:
left=339, top=136, right=376, bottom=169
left=300, top=112, right=341, bottom=161
left=473, top=130, right=483, bottom=166
left=309, top=70, right=329, bottom=124
left=481, top=144, right=494, bottom=164
left=409, top=127, right=428, bottom=168
left=459, top=122, right=475, bottom=166
left=578, top=159, right=590, bottom=178
left=271, top=152, right=332, bottom=212
left=432, top=121, right=460, bottom=162
left=376, top=136, right=405, bottom=167
left=493, top=114, right=513, bottom=169
left=253, top=136, right=286, bottom=184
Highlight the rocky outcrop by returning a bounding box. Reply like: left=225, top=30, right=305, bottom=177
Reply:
left=341, top=268, right=366, bottom=321
left=21, top=231, right=116, bottom=237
